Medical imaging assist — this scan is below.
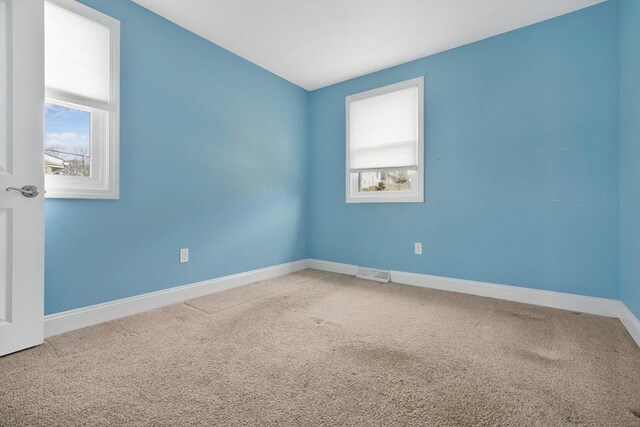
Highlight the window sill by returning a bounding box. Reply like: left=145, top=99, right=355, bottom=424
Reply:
left=346, top=193, right=424, bottom=204
left=44, top=189, right=119, bottom=199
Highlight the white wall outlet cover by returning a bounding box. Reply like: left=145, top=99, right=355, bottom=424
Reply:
left=180, top=248, right=189, bottom=263
left=414, top=242, right=422, bottom=255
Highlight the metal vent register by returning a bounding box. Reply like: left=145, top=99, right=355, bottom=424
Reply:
left=355, top=267, right=390, bottom=283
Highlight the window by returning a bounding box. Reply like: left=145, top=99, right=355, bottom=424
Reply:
left=346, top=77, right=424, bottom=203
left=44, top=0, right=119, bottom=198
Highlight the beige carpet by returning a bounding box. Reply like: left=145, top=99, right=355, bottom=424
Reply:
left=1, top=270, right=639, bottom=426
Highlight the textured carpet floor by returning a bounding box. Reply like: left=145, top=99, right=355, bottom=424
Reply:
left=1, top=269, right=639, bottom=426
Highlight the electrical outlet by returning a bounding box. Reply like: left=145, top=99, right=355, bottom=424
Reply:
left=180, top=248, right=189, bottom=263
left=414, top=242, right=422, bottom=255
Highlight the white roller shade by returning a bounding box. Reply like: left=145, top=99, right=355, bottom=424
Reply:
left=349, top=86, right=418, bottom=171
left=45, top=1, right=110, bottom=104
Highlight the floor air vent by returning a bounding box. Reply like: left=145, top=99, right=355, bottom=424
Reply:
left=355, top=267, right=390, bottom=283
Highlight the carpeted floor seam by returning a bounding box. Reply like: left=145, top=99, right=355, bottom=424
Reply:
left=182, top=302, right=214, bottom=315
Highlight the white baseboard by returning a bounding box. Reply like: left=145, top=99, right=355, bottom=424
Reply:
left=618, top=303, right=640, bottom=347
left=308, top=259, right=358, bottom=276
left=44, top=259, right=309, bottom=337
left=391, top=270, right=622, bottom=317
left=308, top=259, right=640, bottom=347
left=44, top=257, right=640, bottom=349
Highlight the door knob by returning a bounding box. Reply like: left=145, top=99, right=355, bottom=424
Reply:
left=6, top=185, right=39, bottom=198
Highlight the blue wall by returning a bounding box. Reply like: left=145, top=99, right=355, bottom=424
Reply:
left=46, top=0, right=635, bottom=315
left=619, top=0, right=640, bottom=318
left=308, top=2, right=621, bottom=299
left=44, top=0, right=308, bottom=314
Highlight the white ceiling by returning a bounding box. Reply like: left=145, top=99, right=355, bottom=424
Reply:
left=132, top=0, right=604, bottom=90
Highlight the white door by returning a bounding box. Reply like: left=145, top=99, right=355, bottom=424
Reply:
left=0, top=0, right=45, bottom=356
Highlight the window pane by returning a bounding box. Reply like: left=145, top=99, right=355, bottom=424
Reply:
left=44, top=103, right=91, bottom=176
left=358, top=169, right=415, bottom=192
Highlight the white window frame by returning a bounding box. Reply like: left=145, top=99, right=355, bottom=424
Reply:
left=44, top=0, right=120, bottom=199
left=345, top=77, right=424, bottom=204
